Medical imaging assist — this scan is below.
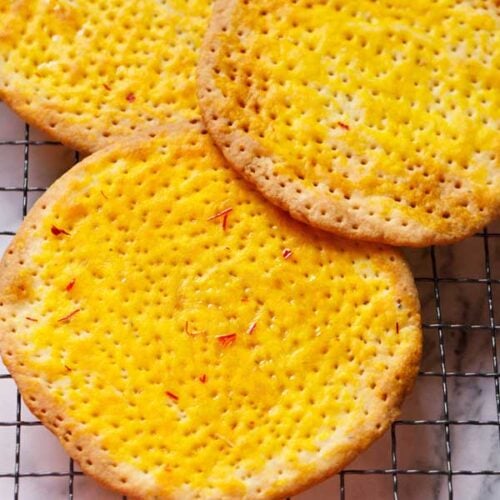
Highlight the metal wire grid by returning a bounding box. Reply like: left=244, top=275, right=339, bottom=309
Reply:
left=0, top=115, right=498, bottom=499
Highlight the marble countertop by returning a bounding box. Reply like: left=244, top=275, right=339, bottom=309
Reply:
left=0, top=101, right=498, bottom=499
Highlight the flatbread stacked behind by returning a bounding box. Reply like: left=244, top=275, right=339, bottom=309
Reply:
left=0, top=0, right=212, bottom=152
left=198, top=0, right=500, bottom=246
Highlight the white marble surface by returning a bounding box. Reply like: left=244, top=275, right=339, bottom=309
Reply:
left=0, top=100, right=499, bottom=499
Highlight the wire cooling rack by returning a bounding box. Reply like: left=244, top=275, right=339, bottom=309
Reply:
left=0, top=101, right=498, bottom=500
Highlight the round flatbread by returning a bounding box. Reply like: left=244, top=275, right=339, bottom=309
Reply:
left=198, top=0, right=500, bottom=247
left=0, top=0, right=211, bottom=152
left=0, top=123, right=421, bottom=498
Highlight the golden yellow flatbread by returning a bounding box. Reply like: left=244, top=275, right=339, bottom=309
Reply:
left=0, top=0, right=211, bottom=152
left=0, top=123, right=421, bottom=498
left=198, top=0, right=500, bottom=246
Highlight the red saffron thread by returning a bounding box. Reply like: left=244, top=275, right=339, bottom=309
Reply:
left=216, top=333, right=237, bottom=347
left=241, top=296, right=249, bottom=303
left=208, top=207, right=233, bottom=230
left=64, top=365, right=72, bottom=372
left=103, top=84, right=111, bottom=91
left=282, top=248, right=293, bottom=260
left=199, top=374, right=207, bottom=384
left=396, top=322, right=400, bottom=333
left=247, top=322, right=257, bottom=335
left=65, top=279, right=76, bottom=292
left=126, top=92, right=136, bottom=102
left=166, top=391, right=179, bottom=401
left=338, top=121, right=350, bottom=130
left=51, top=225, right=69, bottom=236
left=26, top=317, right=38, bottom=322
left=207, top=207, right=233, bottom=221
left=58, top=308, right=81, bottom=323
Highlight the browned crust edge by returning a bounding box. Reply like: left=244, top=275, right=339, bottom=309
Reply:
left=0, top=122, right=422, bottom=499
left=0, top=82, right=203, bottom=154
left=197, top=0, right=500, bottom=248
left=0, top=84, right=106, bottom=154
